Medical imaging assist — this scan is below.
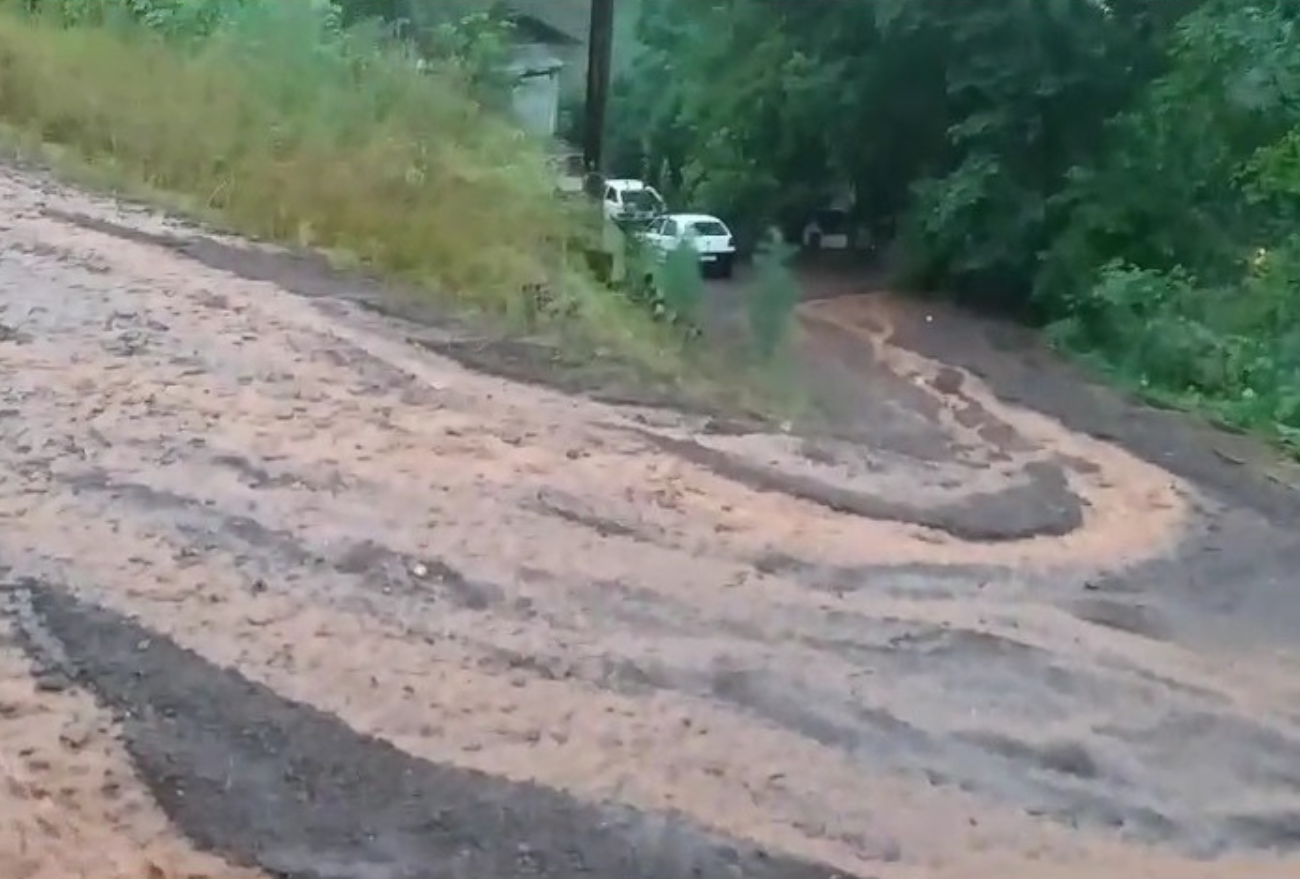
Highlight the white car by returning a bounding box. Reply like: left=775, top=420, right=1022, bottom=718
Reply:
left=602, top=179, right=666, bottom=225
left=642, top=213, right=736, bottom=278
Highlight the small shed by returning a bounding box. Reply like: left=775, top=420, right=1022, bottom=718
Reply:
left=507, top=42, right=565, bottom=137
left=496, top=4, right=585, bottom=137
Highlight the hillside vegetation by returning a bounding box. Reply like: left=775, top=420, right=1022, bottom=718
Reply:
left=612, top=0, right=1300, bottom=447
left=0, top=0, right=670, bottom=363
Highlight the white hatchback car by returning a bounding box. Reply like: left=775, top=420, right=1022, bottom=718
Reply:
left=641, top=213, right=737, bottom=278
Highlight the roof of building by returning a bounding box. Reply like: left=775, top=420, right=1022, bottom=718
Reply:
left=506, top=42, right=566, bottom=75
left=480, top=0, right=587, bottom=45
left=502, top=0, right=589, bottom=42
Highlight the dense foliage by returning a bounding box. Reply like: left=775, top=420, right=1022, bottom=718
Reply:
left=612, top=0, right=1300, bottom=441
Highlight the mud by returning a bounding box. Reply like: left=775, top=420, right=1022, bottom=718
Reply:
left=632, top=428, right=1083, bottom=541
left=872, top=288, right=1300, bottom=525
left=0, top=583, right=263, bottom=879
left=1, top=162, right=1300, bottom=878
left=43, top=208, right=716, bottom=416
left=13, top=580, right=841, bottom=879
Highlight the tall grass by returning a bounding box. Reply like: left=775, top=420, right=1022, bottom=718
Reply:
left=0, top=1, right=593, bottom=316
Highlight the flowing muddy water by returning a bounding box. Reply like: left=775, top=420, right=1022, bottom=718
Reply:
left=1, top=163, right=1299, bottom=878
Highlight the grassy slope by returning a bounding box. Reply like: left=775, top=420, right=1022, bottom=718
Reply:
left=1, top=8, right=551, bottom=295
left=0, top=5, right=688, bottom=371
left=0, top=5, right=810, bottom=422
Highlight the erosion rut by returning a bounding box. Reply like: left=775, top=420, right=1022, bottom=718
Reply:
left=1, top=163, right=1299, bottom=878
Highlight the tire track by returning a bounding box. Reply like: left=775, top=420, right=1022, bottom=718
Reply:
left=0, top=588, right=264, bottom=879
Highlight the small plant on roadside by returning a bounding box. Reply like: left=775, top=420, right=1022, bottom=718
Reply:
left=612, top=231, right=703, bottom=340
left=653, top=238, right=704, bottom=332
left=747, top=227, right=799, bottom=362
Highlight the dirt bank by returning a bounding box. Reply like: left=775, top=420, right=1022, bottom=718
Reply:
left=1, top=163, right=1299, bottom=878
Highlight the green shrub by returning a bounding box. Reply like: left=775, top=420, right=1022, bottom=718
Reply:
left=1057, top=255, right=1300, bottom=439
left=747, top=229, right=799, bottom=362
left=653, top=238, right=704, bottom=328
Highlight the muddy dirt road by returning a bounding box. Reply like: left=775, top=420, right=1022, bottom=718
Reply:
left=2, top=163, right=1300, bottom=879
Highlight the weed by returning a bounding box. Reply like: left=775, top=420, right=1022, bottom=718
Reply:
left=652, top=239, right=704, bottom=332
left=747, top=229, right=799, bottom=362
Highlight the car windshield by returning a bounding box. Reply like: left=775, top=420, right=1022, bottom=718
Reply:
left=688, top=220, right=728, bottom=236
left=623, top=190, right=663, bottom=211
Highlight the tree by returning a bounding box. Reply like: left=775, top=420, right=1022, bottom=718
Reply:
left=611, top=0, right=1200, bottom=304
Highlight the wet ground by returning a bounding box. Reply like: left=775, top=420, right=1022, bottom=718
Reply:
left=1, top=162, right=1300, bottom=878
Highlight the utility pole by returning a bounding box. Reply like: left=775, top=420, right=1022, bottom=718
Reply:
left=583, top=0, right=615, bottom=194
